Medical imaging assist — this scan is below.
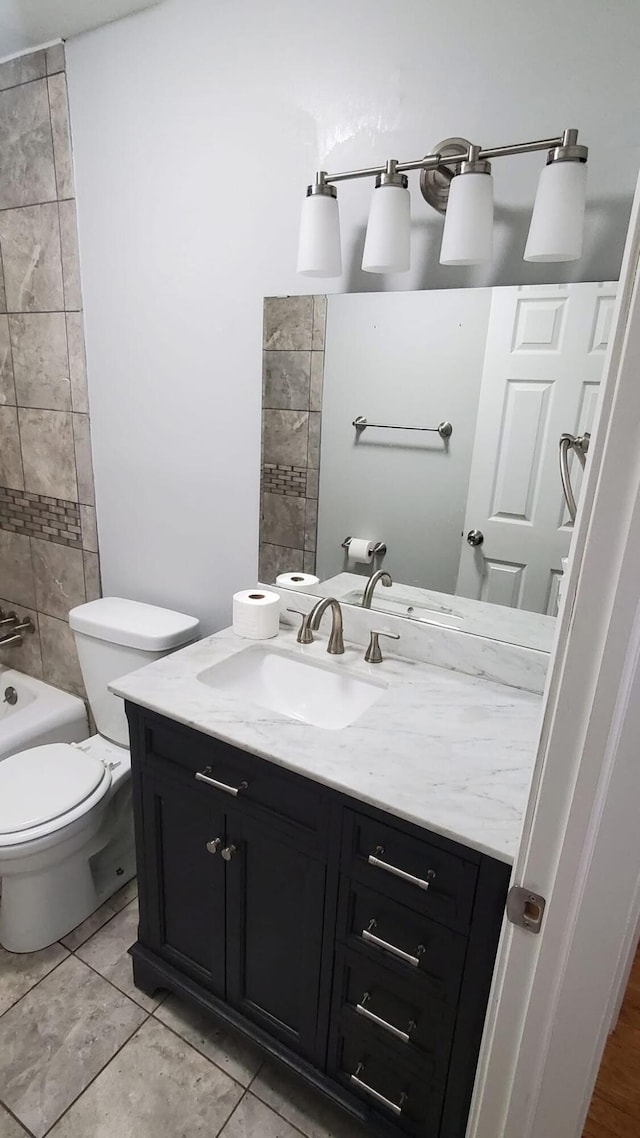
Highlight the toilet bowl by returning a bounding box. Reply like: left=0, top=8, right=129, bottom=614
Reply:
left=0, top=597, right=199, bottom=952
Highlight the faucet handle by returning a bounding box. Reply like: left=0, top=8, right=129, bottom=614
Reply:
left=365, top=629, right=400, bottom=665
left=286, top=608, right=314, bottom=645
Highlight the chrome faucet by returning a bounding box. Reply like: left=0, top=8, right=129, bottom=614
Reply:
left=290, top=597, right=345, bottom=654
left=362, top=570, right=393, bottom=609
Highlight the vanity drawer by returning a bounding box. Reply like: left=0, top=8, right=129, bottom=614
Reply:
left=331, top=946, right=455, bottom=1079
left=139, top=711, right=327, bottom=845
left=330, top=1018, right=444, bottom=1137
left=337, top=880, right=467, bottom=1006
left=342, top=810, right=478, bottom=933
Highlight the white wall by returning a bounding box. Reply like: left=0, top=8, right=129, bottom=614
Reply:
left=65, top=0, right=640, bottom=632
left=317, top=289, right=491, bottom=590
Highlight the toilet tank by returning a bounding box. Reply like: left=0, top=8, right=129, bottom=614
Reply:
left=69, top=598, right=200, bottom=746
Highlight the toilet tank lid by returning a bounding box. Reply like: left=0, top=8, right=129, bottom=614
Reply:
left=69, top=597, right=200, bottom=651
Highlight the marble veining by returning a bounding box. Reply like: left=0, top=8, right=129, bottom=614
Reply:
left=111, top=625, right=543, bottom=864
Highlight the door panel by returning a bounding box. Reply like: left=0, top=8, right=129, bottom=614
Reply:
left=140, top=767, right=226, bottom=994
left=225, top=810, right=326, bottom=1061
left=457, top=282, right=617, bottom=614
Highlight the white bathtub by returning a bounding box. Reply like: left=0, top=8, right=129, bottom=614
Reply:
left=0, top=667, right=89, bottom=761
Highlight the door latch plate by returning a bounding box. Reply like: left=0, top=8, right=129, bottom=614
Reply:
left=506, top=886, right=546, bottom=933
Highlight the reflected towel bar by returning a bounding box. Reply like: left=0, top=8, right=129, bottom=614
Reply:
left=353, top=415, right=453, bottom=439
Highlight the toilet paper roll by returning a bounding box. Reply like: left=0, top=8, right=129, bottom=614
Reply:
left=347, top=537, right=375, bottom=564
left=276, top=572, right=320, bottom=591
left=233, top=589, right=280, bottom=640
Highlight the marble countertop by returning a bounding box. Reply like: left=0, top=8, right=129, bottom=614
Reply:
left=111, top=626, right=543, bottom=865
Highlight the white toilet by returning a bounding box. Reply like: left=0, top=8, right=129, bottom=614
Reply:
left=0, top=597, right=199, bottom=953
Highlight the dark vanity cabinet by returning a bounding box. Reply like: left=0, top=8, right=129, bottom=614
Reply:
left=127, top=704, right=511, bottom=1138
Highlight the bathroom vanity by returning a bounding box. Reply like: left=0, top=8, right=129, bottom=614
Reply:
left=113, top=626, right=541, bottom=1138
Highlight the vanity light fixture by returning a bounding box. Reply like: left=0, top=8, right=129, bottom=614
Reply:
left=297, top=128, right=588, bottom=276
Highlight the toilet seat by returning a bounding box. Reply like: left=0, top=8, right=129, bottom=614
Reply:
left=0, top=739, right=117, bottom=846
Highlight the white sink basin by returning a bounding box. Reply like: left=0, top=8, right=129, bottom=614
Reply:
left=197, top=646, right=386, bottom=730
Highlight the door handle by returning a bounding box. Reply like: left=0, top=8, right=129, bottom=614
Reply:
left=221, top=844, right=238, bottom=861
left=206, top=838, right=222, bottom=855
left=466, top=529, right=484, bottom=547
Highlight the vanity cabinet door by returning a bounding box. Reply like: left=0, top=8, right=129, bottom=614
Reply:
left=224, top=809, right=328, bottom=1063
left=138, top=767, right=226, bottom=996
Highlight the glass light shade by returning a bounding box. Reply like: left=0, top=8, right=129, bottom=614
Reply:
left=297, top=192, right=342, bottom=277
left=439, top=172, right=494, bottom=266
left=524, top=160, right=587, bottom=262
left=362, top=183, right=411, bottom=273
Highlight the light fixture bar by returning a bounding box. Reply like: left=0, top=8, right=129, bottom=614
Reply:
left=319, top=131, right=578, bottom=190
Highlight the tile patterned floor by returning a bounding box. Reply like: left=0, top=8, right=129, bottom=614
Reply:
left=0, top=882, right=368, bottom=1138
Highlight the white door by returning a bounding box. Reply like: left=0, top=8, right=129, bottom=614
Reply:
left=470, top=176, right=640, bottom=1138
left=457, top=282, right=617, bottom=614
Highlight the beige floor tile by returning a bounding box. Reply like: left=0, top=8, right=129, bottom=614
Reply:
left=75, top=899, right=161, bottom=1012
left=48, top=1017, right=243, bottom=1137
left=154, top=993, right=263, bottom=1087
left=0, top=940, right=68, bottom=1016
left=61, top=878, right=137, bottom=951
left=0, top=955, right=146, bottom=1137
left=219, top=1092, right=302, bottom=1138
left=253, top=1064, right=368, bottom=1138
left=0, top=1103, right=29, bottom=1136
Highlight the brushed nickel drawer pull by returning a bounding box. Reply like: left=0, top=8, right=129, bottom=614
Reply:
left=206, top=838, right=222, bottom=855
left=195, top=767, right=248, bottom=796
left=368, top=845, right=436, bottom=891
left=355, top=991, right=414, bottom=1044
left=362, top=919, right=425, bottom=968
left=350, top=1063, right=407, bottom=1116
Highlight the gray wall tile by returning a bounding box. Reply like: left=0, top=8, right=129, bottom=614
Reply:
left=0, top=51, right=46, bottom=92
left=39, top=611, right=84, bottom=695
left=306, top=467, right=319, bottom=499
left=0, top=79, right=56, bottom=210
left=0, top=255, right=6, bottom=312
left=304, top=499, right=318, bottom=552
left=310, top=351, right=324, bottom=412
left=303, top=551, right=317, bottom=574
left=263, top=350, right=310, bottom=410
left=58, top=199, right=83, bottom=310
left=0, top=315, right=16, bottom=405
left=48, top=73, right=73, bottom=199
left=83, top=551, right=101, bottom=601
left=73, top=413, right=95, bottom=505
left=19, top=408, right=78, bottom=500
left=0, top=203, right=64, bottom=311
left=66, top=312, right=89, bottom=413
left=32, top=537, right=85, bottom=619
left=258, top=542, right=303, bottom=582
left=45, top=43, right=66, bottom=76
left=0, top=600, right=42, bottom=677
left=80, top=504, right=98, bottom=552
left=263, top=296, right=313, bottom=350
left=262, top=409, right=308, bottom=467
left=307, top=411, right=321, bottom=468
left=311, top=294, right=327, bottom=351
left=9, top=313, right=71, bottom=410
left=261, top=492, right=305, bottom=548
left=0, top=406, right=24, bottom=488
left=0, top=530, right=35, bottom=608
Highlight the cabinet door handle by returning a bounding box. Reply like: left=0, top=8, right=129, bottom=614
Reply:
left=206, top=838, right=222, bottom=854
left=368, top=845, right=436, bottom=891
left=361, top=919, right=425, bottom=968
left=349, top=1063, right=407, bottom=1116
left=195, top=767, right=248, bottom=796
left=221, top=844, right=238, bottom=861
left=355, top=991, right=414, bottom=1044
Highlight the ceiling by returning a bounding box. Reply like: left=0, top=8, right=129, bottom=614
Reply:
left=0, top=0, right=162, bottom=60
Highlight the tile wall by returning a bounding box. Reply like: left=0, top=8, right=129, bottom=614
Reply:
left=259, top=296, right=325, bottom=582
left=0, top=45, right=100, bottom=697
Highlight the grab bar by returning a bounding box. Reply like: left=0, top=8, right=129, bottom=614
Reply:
left=559, top=432, right=590, bottom=523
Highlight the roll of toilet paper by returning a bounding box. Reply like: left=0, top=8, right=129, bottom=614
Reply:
left=276, top=572, right=320, bottom=591
left=233, top=589, right=280, bottom=639
left=348, top=537, right=375, bottom=564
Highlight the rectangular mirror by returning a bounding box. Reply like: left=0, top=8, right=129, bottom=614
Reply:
left=259, top=283, right=616, bottom=650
